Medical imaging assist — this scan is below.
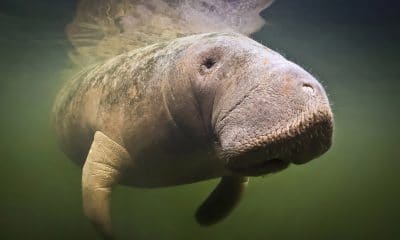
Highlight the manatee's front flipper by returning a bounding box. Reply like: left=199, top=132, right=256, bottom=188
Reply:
left=82, top=131, right=132, bottom=239
left=196, top=176, right=249, bottom=226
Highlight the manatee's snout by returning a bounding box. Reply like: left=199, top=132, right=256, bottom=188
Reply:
left=214, top=59, right=333, bottom=176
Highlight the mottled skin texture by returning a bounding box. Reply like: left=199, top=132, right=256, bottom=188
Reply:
left=53, top=32, right=333, bottom=239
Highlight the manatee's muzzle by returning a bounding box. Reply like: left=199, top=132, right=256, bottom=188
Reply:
left=222, top=109, right=333, bottom=176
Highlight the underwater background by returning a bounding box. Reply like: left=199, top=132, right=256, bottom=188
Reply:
left=0, top=0, right=399, bottom=239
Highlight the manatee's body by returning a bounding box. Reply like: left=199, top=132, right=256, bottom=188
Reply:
left=54, top=32, right=333, bottom=239
left=54, top=1, right=334, bottom=239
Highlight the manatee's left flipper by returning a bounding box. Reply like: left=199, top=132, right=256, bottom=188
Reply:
left=195, top=176, right=249, bottom=226
left=82, top=131, right=132, bottom=239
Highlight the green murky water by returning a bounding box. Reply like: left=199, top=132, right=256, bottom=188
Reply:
left=1, top=1, right=399, bottom=239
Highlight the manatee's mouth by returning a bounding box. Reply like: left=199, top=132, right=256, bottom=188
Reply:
left=221, top=110, right=333, bottom=176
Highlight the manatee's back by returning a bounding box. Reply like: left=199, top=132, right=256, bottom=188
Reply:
left=53, top=67, right=98, bottom=165
left=53, top=43, right=168, bottom=165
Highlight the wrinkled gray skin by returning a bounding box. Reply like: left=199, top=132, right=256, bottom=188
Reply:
left=53, top=32, right=333, bottom=239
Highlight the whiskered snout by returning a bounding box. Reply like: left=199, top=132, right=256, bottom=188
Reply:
left=222, top=108, right=333, bottom=176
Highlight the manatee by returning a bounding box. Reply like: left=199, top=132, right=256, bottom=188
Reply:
left=53, top=0, right=333, bottom=239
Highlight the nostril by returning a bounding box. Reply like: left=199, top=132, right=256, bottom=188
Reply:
left=302, top=83, right=313, bottom=89
left=302, top=83, right=315, bottom=94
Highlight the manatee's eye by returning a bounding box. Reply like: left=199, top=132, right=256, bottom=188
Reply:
left=202, top=57, right=216, bottom=69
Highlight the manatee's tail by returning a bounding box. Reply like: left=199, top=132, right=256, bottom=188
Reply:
left=66, top=0, right=274, bottom=66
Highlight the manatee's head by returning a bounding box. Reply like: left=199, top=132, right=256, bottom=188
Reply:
left=167, top=32, right=333, bottom=176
